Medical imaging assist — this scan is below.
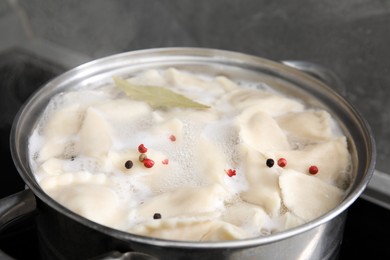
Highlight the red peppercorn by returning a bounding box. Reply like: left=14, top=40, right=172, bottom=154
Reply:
left=225, top=169, right=236, bottom=177
left=138, top=144, right=148, bottom=153
left=277, top=158, right=287, bottom=168
left=309, top=165, right=319, bottom=175
left=169, top=135, right=176, bottom=142
left=143, top=158, right=155, bottom=168
left=162, top=159, right=169, bottom=165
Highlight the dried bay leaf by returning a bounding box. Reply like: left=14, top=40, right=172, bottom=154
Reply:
left=113, top=76, right=210, bottom=109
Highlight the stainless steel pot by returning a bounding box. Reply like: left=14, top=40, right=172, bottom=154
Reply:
left=1, top=48, right=375, bottom=260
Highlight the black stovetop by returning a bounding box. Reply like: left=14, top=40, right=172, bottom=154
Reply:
left=0, top=49, right=389, bottom=260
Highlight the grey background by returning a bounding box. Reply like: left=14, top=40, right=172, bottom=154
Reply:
left=1, top=0, right=389, bottom=179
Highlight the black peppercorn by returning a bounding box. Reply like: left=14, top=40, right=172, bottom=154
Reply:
left=266, top=159, right=274, bottom=168
left=153, top=213, right=162, bottom=219
left=125, top=160, right=133, bottom=169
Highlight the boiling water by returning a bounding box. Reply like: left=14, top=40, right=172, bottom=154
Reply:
left=28, top=68, right=352, bottom=241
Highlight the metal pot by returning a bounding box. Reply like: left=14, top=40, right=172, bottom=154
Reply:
left=1, top=48, right=375, bottom=260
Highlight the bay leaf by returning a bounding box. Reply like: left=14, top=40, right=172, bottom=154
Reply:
left=113, top=76, right=210, bottom=109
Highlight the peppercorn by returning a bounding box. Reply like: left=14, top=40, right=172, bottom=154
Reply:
left=143, top=158, right=155, bottom=168
left=124, top=160, right=133, bottom=169
left=138, top=144, right=148, bottom=153
left=266, top=159, right=274, bottom=168
left=277, top=158, right=287, bottom=168
left=153, top=213, right=162, bottom=219
left=169, top=135, right=176, bottom=142
left=309, top=165, right=319, bottom=175
left=225, top=169, right=236, bottom=177
left=162, top=159, right=169, bottom=165
left=139, top=153, right=147, bottom=162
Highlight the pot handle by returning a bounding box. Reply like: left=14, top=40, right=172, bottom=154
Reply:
left=90, top=250, right=158, bottom=260
left=0, top=189, right=37, bottom=232
left=281, top=60, right=346, bottom=96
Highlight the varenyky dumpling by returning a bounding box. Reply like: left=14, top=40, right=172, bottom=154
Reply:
left=37, top=104, right=83, bottom=162
left=276, top=110, right=334, bottom=142
left=200, top=221, right=252, bottom=241
left=134, top=184, right=228, bottom=219
left=271, top=137, right=351, bottom=189
left=220, top=88, right=305, bottom=116
left=240, top=147, right=282, bottom=216
left=236, top=108, right=290, bottom=152
left=29, top=67, right=353, bottom=241
left=221, top=201, right=271, bottom=234
left=79, top=107, right=112, bottom=158
left=279, top=169, right=345, bottom=221
left=40, top=172, right=128, bottom=229
left=36, top=90, right=113, bottom=162
left=130, top=216, right=239, bottom=241
left=166, top=68, right=227, bottom=100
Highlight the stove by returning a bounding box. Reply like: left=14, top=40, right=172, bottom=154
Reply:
left=0, top=49, right=389, bottom=260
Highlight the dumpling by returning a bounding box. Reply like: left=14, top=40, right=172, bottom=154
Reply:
left=216, top=76, right=240, bottom=92
left=38, top=104, right=83, bottom=162
left=236, top=109, right=290, bottom=153
left=128, top=69, right=168, bottom=87
left=222, top=201, right=271, bottom=233
left=282, top=212, right=306, bottom=230
left=149, top=117, right=184, bottom=144
left=200, top=221, right=252, bottom=241
left=134, top=184, right=228, bottom=219
left=220, top=88, right=304, bottom=116
left=276, top=110, right=334, bottom=142
left=240, top=147, right=282, bottom=216
left=79, top=107, right=112, bottom=158
left=195, top=137, right=231, bottom=187
left=39, top=172, right=126, bottom=228
left=93, top=99, right=152, bottom=123
left=130, top=216, right=218, bottom=241
left=43, top=104, right=83, bottom=139
left=34, top=158, right=65, bottom=182
left=165, top=68, right=226, bottom=98
left=279, top=169, right=345, bottom=221
left=131, top=217, right=251, bottom=241
left=271, top=137, right=351, bottom=188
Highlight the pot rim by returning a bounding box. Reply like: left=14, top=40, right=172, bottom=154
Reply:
left=10, top=47, right=376, bottom=249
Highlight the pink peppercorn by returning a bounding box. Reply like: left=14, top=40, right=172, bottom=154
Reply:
left=138, top=144, right=148, bottom=153
left=309, top=165, right=319, bottom=175
left=277, top=158, right=287, bottom=168
left=225, top=169, right=236, bottom=177
left=143, top=158, right=155, bottom=168
left=162, top=159, right=169, bottom=165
